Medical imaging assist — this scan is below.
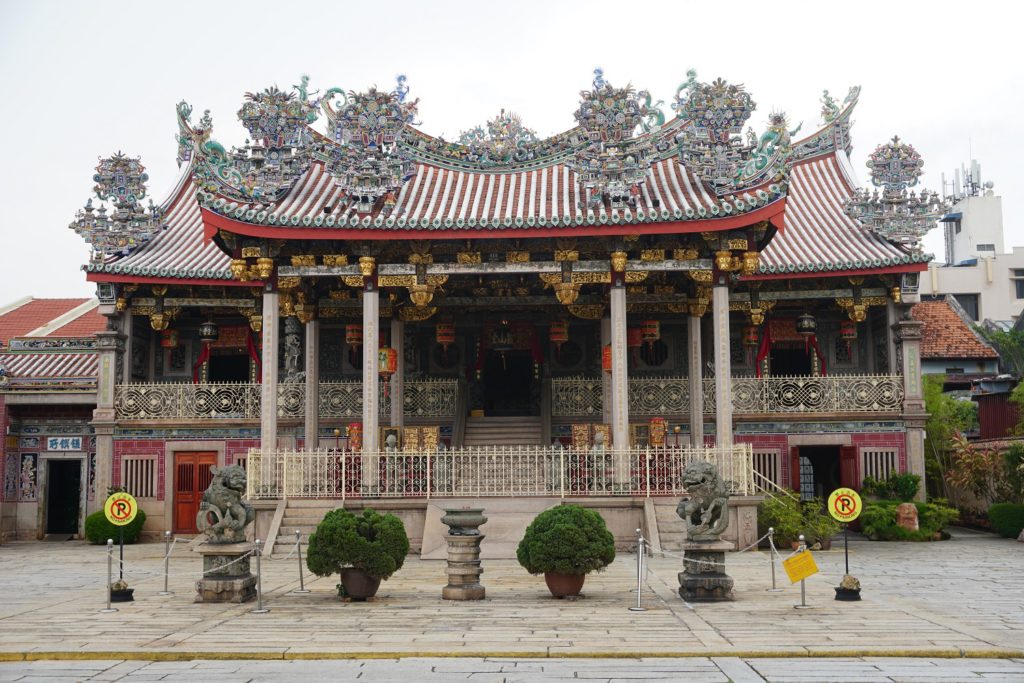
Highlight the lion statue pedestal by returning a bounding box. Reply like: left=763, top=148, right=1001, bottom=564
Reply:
left=676, top=461, right=735, bottom=602
left=193, top=465, right=257, bottom=603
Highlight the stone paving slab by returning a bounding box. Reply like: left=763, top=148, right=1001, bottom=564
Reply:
left=4, top=657, right=1024, bottom=681
left=0, top=529, right=1021, bottom=660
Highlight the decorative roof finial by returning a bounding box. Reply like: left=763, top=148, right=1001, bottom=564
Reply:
left=844, top=136, right=944, bottom=253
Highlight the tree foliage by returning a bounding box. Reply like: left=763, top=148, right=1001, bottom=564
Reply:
left=306, top=508, right=409, bottom=581
left=923, top=375, right=978, bottom=497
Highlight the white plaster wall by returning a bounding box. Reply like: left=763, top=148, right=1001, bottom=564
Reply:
left=921, top=247, right=1024, bottom=322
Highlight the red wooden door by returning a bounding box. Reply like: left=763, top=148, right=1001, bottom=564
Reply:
left=839, top=446, right=859, bottom=490
left=789, top=446, right=801, bottom=492
left=174, top=452, right=217, bottom=534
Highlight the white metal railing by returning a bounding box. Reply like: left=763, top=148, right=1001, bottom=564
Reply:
left=550, top=374, right=904, bottom=416
left=114, top=378, right=458, bottom=421
left=245, top=444, right=755, bottom=500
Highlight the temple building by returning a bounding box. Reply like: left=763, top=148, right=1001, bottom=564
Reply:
left=0, top=71, right=942, bottom=547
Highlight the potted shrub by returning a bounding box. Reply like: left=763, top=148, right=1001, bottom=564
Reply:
left=306, top=508, right=410, bottom=600
left=516, top=504, right=615, bottom=598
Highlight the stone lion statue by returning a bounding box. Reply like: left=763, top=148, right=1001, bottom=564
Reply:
left=196, top=465, right=255, bottom=544
left=676, top=460, right=730, bottom=542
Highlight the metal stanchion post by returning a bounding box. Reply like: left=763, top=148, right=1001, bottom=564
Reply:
left=794, top=534, right=812, bottom=610
left=99, top=539, right=117, bottom=613
left=251, top=539, right=270, bottom=614
left=767, top=527, right=783, bottom=592
left=293, top=529, right=310, bottom=594
left=158, top=531, right=173, bottom=596
left=629, top=528, right=647, bottom=612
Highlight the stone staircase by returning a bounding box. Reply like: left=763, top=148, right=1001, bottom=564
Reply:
left=652, top=498, right=687, bottom=551
left=462, top=415, right=544, bottom=446
left=275, top=499, right=337, bottom=552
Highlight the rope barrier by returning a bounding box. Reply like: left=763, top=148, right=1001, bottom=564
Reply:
left=654, top=530, right=771, bottom=569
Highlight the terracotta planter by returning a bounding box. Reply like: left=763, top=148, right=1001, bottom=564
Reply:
left=340, top=568, right=382, bottom=601
left=544, top=572, right=586, bottom=598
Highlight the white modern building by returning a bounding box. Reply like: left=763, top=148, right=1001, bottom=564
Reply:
left=919, top=162, right=1022, bottom=323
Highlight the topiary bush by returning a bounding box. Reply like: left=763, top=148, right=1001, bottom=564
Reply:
left=861, top=500, right=958, bottom=541
left=84, top=508, right=147, bottom=544
left=306, top=508, right=409, bottom=581
left=987, top=503, right=1024, bottom=538
left=517, top=504, right=615, bottom=576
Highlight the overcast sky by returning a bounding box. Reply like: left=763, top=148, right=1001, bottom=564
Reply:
left=1, top=0, right=1020, bottom=299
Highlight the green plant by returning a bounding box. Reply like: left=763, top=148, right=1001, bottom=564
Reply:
left=987, top=503, right=1024, bottom=538
left=860, top=473, right=921, bottom=502
left=84, top=508, right=147, bottom=544
left=1001, top=444, right=1024, bottom=502
left=306, top=508, right=409, bottom=581
left=946, top=434, right=1006, bottom=510
left=757, top=491, right=803, bottom=545
left=516, top=504, right=615, bottom=576
left=860, top=476, right=886, bottom=498
left=860, top=500, right=958, bottom=541
left=923, top=375, right=977, bottom=498
left=802, top=497, right=841, bottom=543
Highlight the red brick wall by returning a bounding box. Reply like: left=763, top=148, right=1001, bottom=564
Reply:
left=113, top=437, right=261, bottom=500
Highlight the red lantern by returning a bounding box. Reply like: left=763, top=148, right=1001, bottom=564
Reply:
left=641, top=320, right=660, bottom=346
left=839, top=320, right=857, bottom=341
left=345, top=323, right=363, bottom=346
left=550, top=320, right=569, bottom=349
left=160, top=330, right=178, bottom=349
left=627, top=327, right=643, bottom=348
left=436, top=321, right=456, bottom=349
left=378, top=347, right=398, bottom=378
left=602, top=344, right=613, bottom=374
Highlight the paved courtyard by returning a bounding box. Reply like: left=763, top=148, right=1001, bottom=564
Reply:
left=0, top=527, right=1021, bottom=679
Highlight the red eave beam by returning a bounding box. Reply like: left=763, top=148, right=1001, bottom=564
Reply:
left=201, top=200, right=787, bottom=242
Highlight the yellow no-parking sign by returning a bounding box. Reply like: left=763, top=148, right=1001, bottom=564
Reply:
left=828, top=487, right=863, bottom=523
left=104, top=492, right=138, bottom=526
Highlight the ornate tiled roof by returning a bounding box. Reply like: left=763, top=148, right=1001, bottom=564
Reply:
left=911, top=300, right=999, bottom=360
left=0, top=347, right=98, bottom=386
left=759, top=153, right=930, bottom=275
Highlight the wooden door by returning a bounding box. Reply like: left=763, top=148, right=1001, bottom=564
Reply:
left=174, top=452, right=217, bottom=534
left=839, top=446, right=859, bottom=490
left=789, top=446, right=801, bottom=492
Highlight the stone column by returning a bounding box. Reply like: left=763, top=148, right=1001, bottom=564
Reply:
left=358, top=259, right=378, bottom=493
left=712, top=282, right=733, bottom=447
left=390, top=318, right=404, bottom=429
left=886, top=300, right=899, bottom=374
left=121, top=311, right=133, bottom=384
left=688, top=314, right=704, bottom=448
left=609, top=284, right=629, bottom=454
left=92, top=327, right=124, bottom=512
left=304, top=319, right=319, bottom=450
left=600, top=317, right=612, bottom=424
left=894, top=314, right=927, bottom=500
left=260, top=289, right=280, bottom=455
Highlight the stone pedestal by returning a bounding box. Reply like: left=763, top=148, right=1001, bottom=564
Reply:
left=194, top=542, right=256, bottom=603
left=678, top=540, right=734, bottom=602
left=442, top=534, right=486, bottom=600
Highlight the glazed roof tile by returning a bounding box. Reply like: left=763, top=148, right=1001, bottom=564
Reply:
left=911, top=300, right=999, bottom=360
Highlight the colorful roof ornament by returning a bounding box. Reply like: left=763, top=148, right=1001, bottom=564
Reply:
left=844, top=136, right=945, bottom=254
left=674, top=71, right=758, bottom=193
left=176, top=102, right=249, bottom=201
left=457, top=109, right=539, bottom=166
left=321, top=75, right=419, bottom=213
left=69, top=152, right=164, bottom=262
left=570, top=69, right=661, bottom=211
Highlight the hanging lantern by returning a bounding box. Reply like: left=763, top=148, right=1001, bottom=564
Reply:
left=795, top=313, right=817, bottom=337
left=743, top=325, right=759, bottom=347
left=839, top=320, right=857, bottom=341
left=602, top=344, right=613, bottom=374
left=379, top=346, right=398, bottom=398
left=159, top=329, right=178, bottom=349
left=641, top=320, right=660, bottom=346
left=198, top=320, right=220, bottom=345
left=436, top=321, right=456, bottom=350
left=345, top=323, right=363, bottom=346
left=550, top=320, right=569, bottom=349
left=627, top=327, right=643, bottom=349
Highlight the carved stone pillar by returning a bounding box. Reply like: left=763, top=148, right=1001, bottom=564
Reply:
left=894, top=314, right=927, bottom=500
left=600, top=316, right=612, bottom=424
left=712, top=282, right=733, bottom=447
left=260, top=289, right=279, bottom=455
left=390, top=318, right=404, bottom=429
left=358, top=259, right=378, bottom=493
left=304, top=319, right=319, bottom=450
left=91, top=328, right=123, bottom=513
left=609, top=284, right=629, bottom=455
left=688, top=314, right=704, bottom=448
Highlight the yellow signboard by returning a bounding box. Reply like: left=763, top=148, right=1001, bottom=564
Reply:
left=783, top=549, right=819, bottom=584
left=104, top=492, right=139, bottom=527
left=827, top=487, right=863, bottom=523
